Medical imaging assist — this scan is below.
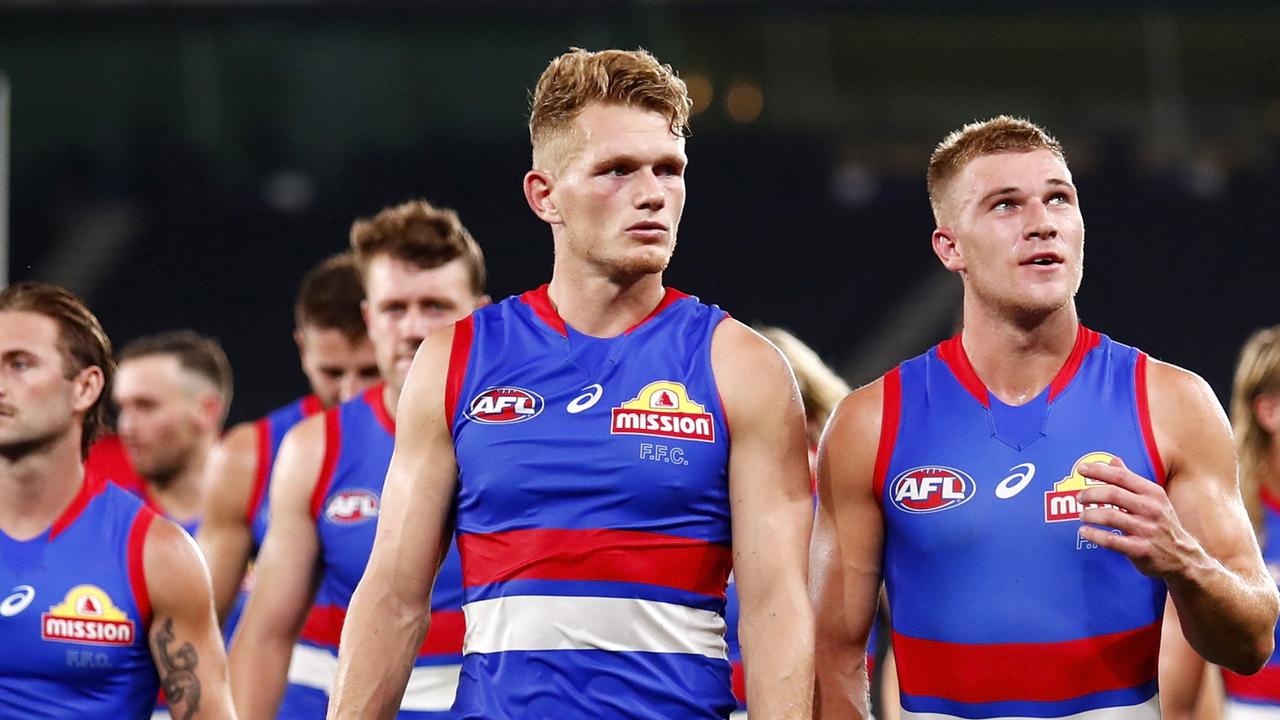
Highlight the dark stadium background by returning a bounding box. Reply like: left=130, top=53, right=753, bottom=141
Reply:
left=1, top=1, right=1277, bottom=426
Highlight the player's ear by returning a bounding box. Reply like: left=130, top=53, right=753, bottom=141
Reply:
left=1254, top=393, right=1280, bottom=434
left=524, top=169, right=561, bottom=225
left=932, top=227, right=964, bottom=273
left=70, top=365, right=105, bottom=414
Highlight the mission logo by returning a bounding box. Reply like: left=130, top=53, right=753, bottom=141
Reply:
left=889, top=466, right=975, bottom=514
left=41, top=585, right=135, bottom=647
left=466, top=387, right=544, bottom=424
left=1045, top=451, right=1121, bottom=522
left=611, top=381, right=715, bottom=443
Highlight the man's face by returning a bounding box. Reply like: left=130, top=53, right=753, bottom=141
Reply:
left=0, top=311, right=95, bottom=456
left=113, top=355, right=218, bottom=484
left=936, top=149, right=1085, bottom=320
left=362, top=255, right=479, bottom=393
left=295, top=326, right=379, bottom=407
left=545, top=103, right=687, bottom=279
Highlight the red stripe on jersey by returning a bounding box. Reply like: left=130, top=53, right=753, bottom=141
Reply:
left=245, top=417, right=272, bottom=525
left=1262, top=487, right=1280, bottom=515
left=127, top=508, right=157, bottom=627
left=50, top=473, right=108, bottom=540
left=519, top=285, right=567, bottom=337
left=364, top=384, right=395, bottom=436
left=731, top=659, right=746, bottom=703
left=872, top=366, right=902, bottom=501
left=309, top=410, right=344, bottom=521
left=936, top=335, right=989, bottom=408
left=1134, top=353, right=1167, bottom=486
left=624, top=287, right=690, bottom=334
left=459, top=528, right=732, bottom=598
left=1047, top=326, right=1101, bottom=402
left=446, top=316, right=475, bottom=431
left=299, top=604, right=464, bottom=657
left=300, top=394, right=324, bottom=417
left=893, top=621, right=1160, bottom=703
left=1223, top=662, right=1280, bottom=702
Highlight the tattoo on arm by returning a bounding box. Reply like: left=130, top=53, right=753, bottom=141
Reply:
left=153, top=617, right=202, bottom=720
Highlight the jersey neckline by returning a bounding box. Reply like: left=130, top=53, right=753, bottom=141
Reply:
left=518, top=284, right=690, bottom=339
left=936, top=324, right=1102, bottom=409
left=362, top=384, right=396, bottom=436
left=47, top=472, right=109, bottom=541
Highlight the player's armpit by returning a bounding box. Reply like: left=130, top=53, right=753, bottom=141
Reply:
left=145, top=517, right=235, bottom=720
left=1147, top=358, right=1278, bottom=673
left=196, top=421, right=259, bottom=624
left=228, top=415, right=326, bottom=719
left=812, top=377, right=887, bottom=720
left=712, top=319, right=814, bottom=720
left=329, top=323, right=459, bottom=720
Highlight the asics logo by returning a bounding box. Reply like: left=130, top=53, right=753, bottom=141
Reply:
left=0, top=585, right=35, bottom=617
left=567, top=384, right=603, bottom=414
left=995, top=463, right=1037, bottom=499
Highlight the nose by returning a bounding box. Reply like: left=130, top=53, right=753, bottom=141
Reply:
left=338, top=374, right=362, bottom=403
left=634, top=169, right=666, bottom=211
left=1024, top=199, right=1058, bottom=241
left=401, top=307, right=432, bottom=346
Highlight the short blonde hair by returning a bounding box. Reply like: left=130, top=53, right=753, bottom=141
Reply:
left=1231, top=325, right=1280, bottom=534
left=529, top=47, right=691, bottom=169
left=349, top=199, right=486, bottom=297
left=927, top=115, right=1065, bottom=224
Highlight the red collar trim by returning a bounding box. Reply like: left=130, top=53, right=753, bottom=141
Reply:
left=49, top=472, right=108, bottom=541
left=301, top=394, right=324, bottom=417
left=518, top=284, right=689, bottom=338
left=364, top=384, right=396, bottom=436
left=1262, top=486, right=1280, bottom=516
left=937, top=325, right=1101, bottom=408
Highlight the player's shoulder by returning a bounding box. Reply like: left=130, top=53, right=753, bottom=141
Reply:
left=826, top=373, right=888, bottom=444
left=711, top=318, right=794, bottom=389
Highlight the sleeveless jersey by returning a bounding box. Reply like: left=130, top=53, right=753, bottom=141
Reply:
left=448, top=285, right=736, bottom=719
left=0, top=475, right=159, bottom=718
left=286, top=385, right=464, bottom=719
left=1221, top=490, right=1280, bottom=717
left=879, top=327, right=1166, bottom=720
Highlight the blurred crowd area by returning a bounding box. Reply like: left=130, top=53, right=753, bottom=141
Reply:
left=3, top=2, right=1278, bottom=424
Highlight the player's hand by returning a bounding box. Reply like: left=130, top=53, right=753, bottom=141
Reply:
left=1075, top=456, right=1207, bottom=580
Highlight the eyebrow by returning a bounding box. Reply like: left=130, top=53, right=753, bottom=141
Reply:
left=977, top=178, right=1075, bottom=206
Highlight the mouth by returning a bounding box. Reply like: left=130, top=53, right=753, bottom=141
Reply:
left=1021, top=251, right=1065, bottom=267
left=626, top=221, right=668, bottom=237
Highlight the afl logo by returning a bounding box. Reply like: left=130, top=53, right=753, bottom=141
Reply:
left=889, top=466, right=976, bottom=514
left=466, top=387, right=544, bottom=424
left=324, top=490, right=380, bottom=524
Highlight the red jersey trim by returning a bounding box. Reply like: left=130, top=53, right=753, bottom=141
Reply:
left=1047, top=326, right=1101, bottom=402
left=731, top=659, right=746, bottom=703
left=1261, top=487, right=1280, bottom=515
left=1135, top=353, right=1168, bottom=486
left=49, top=472, right=108, bottom=541
left=445, top=316, right=475, bottom=433
left=245, top=417, right=272, bottom=525
left=517, top=284, right=691, bottom=338
left=872, top=366, right=903, bottom=502
left=1223, top=662, right=1280, bottom=702
left=364, top=384, right=395, bottom=436
left=458, top=528, right=732, bottom=598
left=127, top=508, right=157, bottom=628
left=300, top=394, right=324, bottom=417
left=893, top=620, right=1160, bottom=703
left=299, top=604, right=465, bottom=657
left=937, top=325, right=1101, bottom=409
left=309, top=410, right=344, bottom=522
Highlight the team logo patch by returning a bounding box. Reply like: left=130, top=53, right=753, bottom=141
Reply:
left=466, top=387, right=544, bottom=424
left=889, top=466, right=975, bottom=514
left=324, top=489, right=380, bottom=524
left=1045, top=451, right=1119, bottom=522
left=610, top=381, right=715, bottom=443
left=41, top=585, right=135, bottom=646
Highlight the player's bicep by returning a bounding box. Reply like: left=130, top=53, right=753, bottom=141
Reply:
left=145, top=518, right=235, bottom=719
left=367, top=324, right=460, bottom=606
left=196, top=424, right=258, bottom=618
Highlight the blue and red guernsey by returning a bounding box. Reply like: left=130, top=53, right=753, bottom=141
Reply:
left=289, top=385, right=463, bottom=719
left=249, top=394, right=324, bottom=551
left=0, top=474, right=159, bottom=718
left=1221, top=489, right=1280, bottom=715
left=878, top=326, right=1167, bottom=720
left=447, top=285, right=736, bottom=719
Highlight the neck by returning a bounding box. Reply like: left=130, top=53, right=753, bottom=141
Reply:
left=959, top=299, right=1080, bottom=406
left=146, top=436, right=214, bottom=523
left=545, top=265, right=666, bottom=338
left=383, top=383, right=400, bottom=420
left=0, top=430, right=86, bottom=540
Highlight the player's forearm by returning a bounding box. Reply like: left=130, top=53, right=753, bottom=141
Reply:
left=228, top=628, right=295, bottom=719
left=739, top=585, right=815, bottom=719
left=1168, top=553, right=1278, bottom=674
left=813, top=649, right=869, bottom=720
left=328, top=576, right=430, bottom=719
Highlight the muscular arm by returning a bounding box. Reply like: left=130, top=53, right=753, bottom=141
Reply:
left=228, top=417, right=325, bottom=719
left=712, top=320, right=814, bottom=719
left=1159, top=596, right=1223, bottom=720
left=197, top=423, right=259, bottom=624
left=1078, top=360, right=1278, bottom=673
left=145, top=517, right=237, bottom=720
left=811, top=379, right=886, bottom=720
left=328, top=325, right=458, bottom=720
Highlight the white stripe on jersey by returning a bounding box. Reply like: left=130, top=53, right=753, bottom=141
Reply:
left=462, top=595, right=728, bottom=659
left=1225, top=699, right=1280, bottom=720
left=899, top=695, right=1159, bottom=720
left=287, top=643, right=460, bottom=711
